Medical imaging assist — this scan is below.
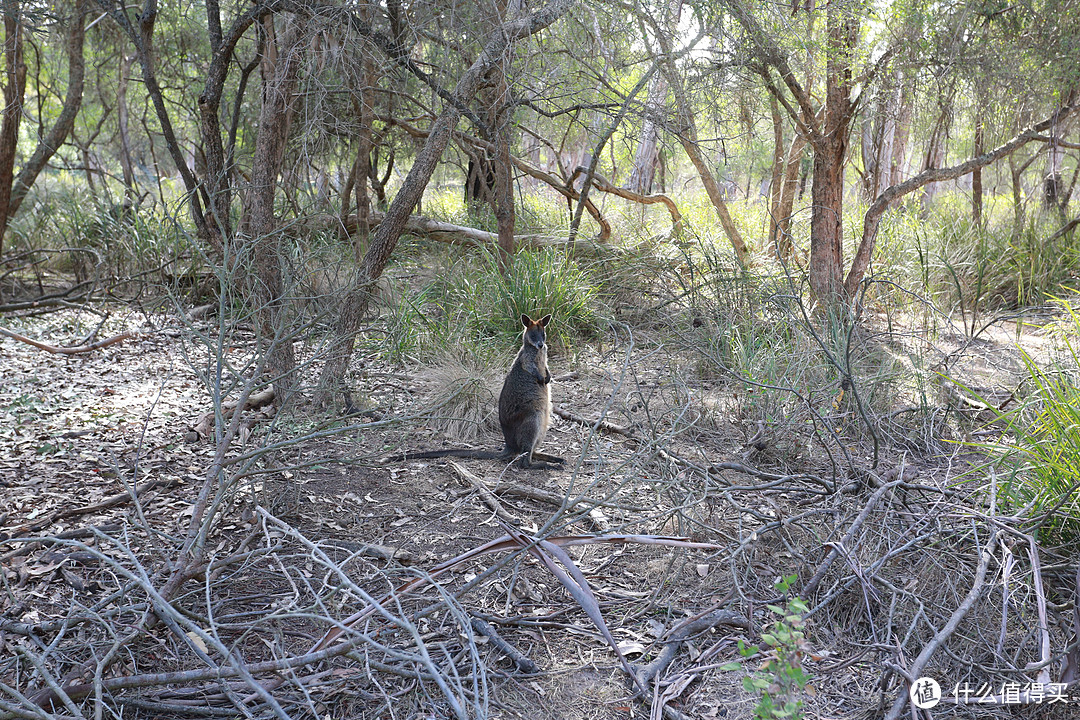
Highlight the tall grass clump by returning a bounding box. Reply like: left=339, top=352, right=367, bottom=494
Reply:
left=873, top=195, right=1080, bottom=319
left=991, top=301, right=1080, bottom=543
left=415, top=246, right=601, bottom=351
left=9, top=185, right=191, bottom=288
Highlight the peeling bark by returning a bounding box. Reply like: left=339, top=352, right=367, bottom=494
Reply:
left=241, top=15, right=303, bottom=405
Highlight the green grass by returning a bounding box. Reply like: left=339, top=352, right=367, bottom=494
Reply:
left=375, top=244, right=603, bottom=363
left=872, top=196, right=1080, bottom=319
left=8, top=185, right=191, bottom=288
left=990, top=301, right=1080, bottom=542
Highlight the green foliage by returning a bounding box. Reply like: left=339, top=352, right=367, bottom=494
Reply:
left=988, top=302, right=1080, bottom=542
left=722, top=576, right=811, bottom=720
left=9, top=185, right=190, bottom=287
left=874, top=199, right=1080, bottom=319
left=380, top=244, right=602, bottom=363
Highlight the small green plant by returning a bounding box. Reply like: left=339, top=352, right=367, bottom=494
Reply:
left=723, top=575, right=811, bottom=719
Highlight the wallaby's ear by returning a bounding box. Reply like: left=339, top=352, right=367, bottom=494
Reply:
left=520, top=314, right=532, bottom=328
left=539, top=314, right=552, bottom=328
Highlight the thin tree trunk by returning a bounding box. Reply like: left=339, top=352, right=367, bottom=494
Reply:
left=627, top=72, right=667, bottom=195
left=889, top=70, right=913, bottom=192
left=972, top=100, right=984, bottom=227
left=242, top=15, right=302, bottom=406
left=488, top=0, right=515, bottom=266
left=920, top=91, right=954, bottom=212
left=352, top=41, right=375, bottom=261
left=767, top=94, right=784, bottom=249
left=8, top=0, right=86, bottom=218
left=1011, top=153, right=1026, bottom=238
left=627, top=0, right=680, bottom=195
left=1043, top=93, right=1073, bottom=215
left=117, top=51, right=136, bottom=198
left=338, top=150, right=355, bottom=240
left=774, top=131, right=807, bottom=260
left=0, top=0, right=25, bottom=259
left=492, top=90, right=516, bottom=264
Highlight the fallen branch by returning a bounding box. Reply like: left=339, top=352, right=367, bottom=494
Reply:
left=0, top=478, right=178, bottom=541
left=633, top=608, right=751, bottom=687
left=0, top=326, right=136, bottom=355
left=883, top=530, right=1000, bottom=720
left=334, top=211, right=604, bottom=251
left=469, top=616, right=539, bottom=674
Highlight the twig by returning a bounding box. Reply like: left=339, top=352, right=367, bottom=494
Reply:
left=0, top=523, right=123, bottom=563
left=802, top=479, right=903, bottom=596
left=1, top=478, right=177, bottom=540
left=469, top=616, right=539, bottom=674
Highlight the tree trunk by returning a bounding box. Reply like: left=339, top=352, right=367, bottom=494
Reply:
left=1010, top=152, right=1026, bottom=238
left=627, top=0, right=680, bottom=195
left=972, top=100, right=984, bottom=227
left=774, top=131, right=807, bottom=260
left=492, top=93, right=516, bottom=265
left=807, top=3, right=857, bottom=304
left=860, top=80, right=896, bottom=202
left=317, top=0, right=577, bottom=402
left=0, top=0, right=25, bottom=259
left=920, top=93, right=953, bottom=212
left=1044, top=105, right=1069, bottom=214
left=889, top=70, right=913, bottom=191
left=809, top=141, right=846, bottom=300
left=8, top=0, right=86, bottom=219
left=352, top=40, right=376, bottom=260
left=767, top=94, right=784, bottom=250
left=487, top=0, right=515, bottom=267
left=627, top=71, right=667, bottom=195
left=117, top=51, right=136, bottom=198
left=242, top=15, right=302, bottom=406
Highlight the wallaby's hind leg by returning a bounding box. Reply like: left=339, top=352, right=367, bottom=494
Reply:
left=507, top=417, right=559, bottom=470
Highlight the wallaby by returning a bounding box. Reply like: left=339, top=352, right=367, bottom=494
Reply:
left=395, top=314, right=564, bottom=470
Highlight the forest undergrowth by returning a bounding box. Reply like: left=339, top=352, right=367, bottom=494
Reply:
left=2, top=192, right=1080, bottom=719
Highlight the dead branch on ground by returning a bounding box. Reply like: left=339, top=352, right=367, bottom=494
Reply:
left=0, top=326, right=136, bottom=354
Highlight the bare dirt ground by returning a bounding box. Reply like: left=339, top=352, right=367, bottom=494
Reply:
left=2, top=303, right=1079, bottom=719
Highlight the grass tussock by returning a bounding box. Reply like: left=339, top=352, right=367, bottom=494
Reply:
left=418, top=350, right=505, bottom=444
left=377, top=244, right=603, bottom=363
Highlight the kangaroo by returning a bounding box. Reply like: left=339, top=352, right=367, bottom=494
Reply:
left=397, top=314, right=564, bottom=470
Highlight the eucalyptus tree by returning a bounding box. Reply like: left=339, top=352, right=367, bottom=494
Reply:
left=720, top=0, right=1080, bottom=304
left=0, top=0, right=87, bottom=260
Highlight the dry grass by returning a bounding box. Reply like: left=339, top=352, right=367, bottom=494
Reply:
left=417, top=349, right=506, bottom=443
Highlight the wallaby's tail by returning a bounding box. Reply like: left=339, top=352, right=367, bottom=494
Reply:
left=390, top=448, right=506, bottom=462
